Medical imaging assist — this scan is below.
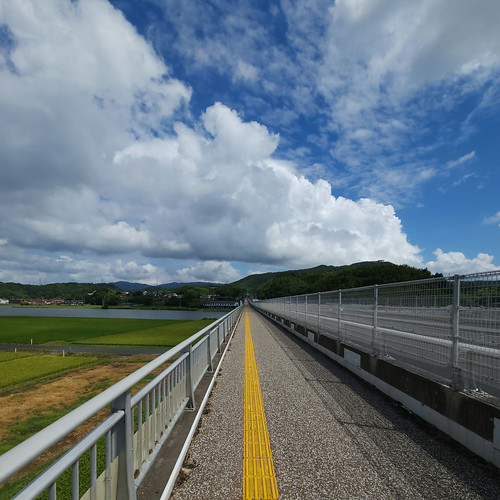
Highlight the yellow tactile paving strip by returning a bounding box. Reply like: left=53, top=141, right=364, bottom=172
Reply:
left=243, top=308, right=279, bottom=500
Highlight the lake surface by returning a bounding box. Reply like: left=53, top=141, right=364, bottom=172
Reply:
left=0, top=305, right=226, bottom=320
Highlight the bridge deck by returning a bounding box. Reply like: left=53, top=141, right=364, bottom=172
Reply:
left=165, top=307, right=499, bottom=499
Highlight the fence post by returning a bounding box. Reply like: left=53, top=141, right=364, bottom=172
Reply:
left=372, top=285, right=379, bottom=355
left=183, top=345, right=195, bottom=410
left=338, top=290, right=342, bottom=340
left=317, top=292, right=321, bottom=334
left=207, top=331, right=213, bottom=372
left=217, top=324, right=221, bottom=353
left=110, top=391, right=135, bottom=500
left=305, top=294, right=308, bottom=331
left=451, top=275, right=461, bottom=389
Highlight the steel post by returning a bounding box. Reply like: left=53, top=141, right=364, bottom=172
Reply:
left=183, top=345, right=195, bottom=410
left=372, top=285, right=379, bottom=355
left=451, top=275, right=461, bottom=389
left=110, top=392, right=135, bottom=500
left=338, top=290, right=342, bottom=340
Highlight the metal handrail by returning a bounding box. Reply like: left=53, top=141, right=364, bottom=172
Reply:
left=0, top=305, right=243, bottom=499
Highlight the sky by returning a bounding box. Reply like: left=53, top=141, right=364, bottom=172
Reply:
left=0, top=0, right=499, bottom=286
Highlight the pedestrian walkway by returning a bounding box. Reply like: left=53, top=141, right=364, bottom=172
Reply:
left=170, top=306, right=500, bottom=499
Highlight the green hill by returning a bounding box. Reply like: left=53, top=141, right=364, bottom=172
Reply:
left=236, top=261, right=439, bottom=299
left=0, top=282, right=118, bottom=301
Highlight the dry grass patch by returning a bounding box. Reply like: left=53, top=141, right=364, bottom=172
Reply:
left=0, top=358, right=154, bottom=440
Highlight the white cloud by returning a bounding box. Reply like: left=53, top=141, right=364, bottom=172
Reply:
left=425, top=249, right=499, bottom=275
left=174, top=261, right=241, bottom=284
left=484, top=211, right=500, bottom=226
left=0, top=244, right=161, bottom=284
left=446, top=151, right=476, bottom=169
left=2, top=0, right=497, bottom=285
left=234, top=60, right=259, bottom=83
left=314, top=1, right=500, bottom=202
left=0, top=0, right=191, bottom=197
left=110, top=102, right=424, bottom=268
left=147, top=0, right=500, bottom=207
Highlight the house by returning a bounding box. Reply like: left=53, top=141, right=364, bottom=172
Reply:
left=0, top=298, right=9, bottom=304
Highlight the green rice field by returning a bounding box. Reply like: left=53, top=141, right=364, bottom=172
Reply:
left=0, top=351, right=34, bottom=362
left=0, top=316, right=215, bottom=347
left=0, top=355, right=98, bottom=389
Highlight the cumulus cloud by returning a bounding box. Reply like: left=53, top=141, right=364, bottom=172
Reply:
left=153, top=0, right=500, bottom=205
left=0, top=243, right=161, bottom=284
left=425, top=249, right=499, bottom=275
left=1, top=0, right=497, bottom=285
left=110, top=102, right=423, bottom=268
left=174, top=261, right=241, bottom=283
left=0, top=0, right=191, bottom=196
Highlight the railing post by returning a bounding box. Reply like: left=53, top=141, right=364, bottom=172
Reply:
left=217, top=324, right=221, bottom=353
left=305, top=294, right=308, bottom=331
left=110, top=391, right=135, bottom=500
left=338, top=290, right=342, bottom=340
left=451, top=275, right=461, bottom=389
left=183, top=345, right=195, bottom=410
left=317, top=292, right=321, bottom=334
left=372, top=285, right=379, bottom=355
left=207, top=331, right=213, bottom=372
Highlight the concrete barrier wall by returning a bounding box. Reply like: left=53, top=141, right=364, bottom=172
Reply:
left=253, top=305, right=500, bottom=468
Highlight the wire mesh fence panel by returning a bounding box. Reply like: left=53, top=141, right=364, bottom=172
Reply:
left=319, top=291, right=340, bottom=337
left=255, top=271, right=500, bottom=405
left=457, top=272, right=500, bottom=398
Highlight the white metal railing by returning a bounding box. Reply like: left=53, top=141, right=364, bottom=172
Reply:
left=0, top=305, right=242, bottom=499
left=253, top=271, right=500, bottom=403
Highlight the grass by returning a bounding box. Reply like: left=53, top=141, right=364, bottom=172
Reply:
left=0, top=351, right=35, bottom=362
left=0, top=355, right=159, bottom=499
left=0, top=394, right=108, bottom=500
left=74, top=319, right=215, bottom=347
left=0, top=355, right=97, bottom=389
left=0, top=316, right=215, bottom=346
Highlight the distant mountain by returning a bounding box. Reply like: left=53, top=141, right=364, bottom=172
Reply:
left=110, top=281, right=222, bottom=291
left=157, top=281, right=223, bottom=289
left=109, top=281, right=152, bottom=291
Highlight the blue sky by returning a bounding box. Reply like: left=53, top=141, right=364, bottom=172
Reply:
left=0, top=0, right=499, bottom=285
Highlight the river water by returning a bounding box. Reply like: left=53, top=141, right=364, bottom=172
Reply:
left=0, top=305, right=225, bottom=320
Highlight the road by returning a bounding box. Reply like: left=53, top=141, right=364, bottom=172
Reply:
left=0, top=343, right=167, bottom=355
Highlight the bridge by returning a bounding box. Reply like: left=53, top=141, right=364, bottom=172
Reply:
left=0, top=272, right=499, bottom=498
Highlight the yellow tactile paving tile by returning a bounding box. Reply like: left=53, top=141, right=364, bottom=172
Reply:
left=243, top=308, right=279, bottom=500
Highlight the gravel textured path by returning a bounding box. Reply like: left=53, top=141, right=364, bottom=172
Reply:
left=171, top=307, right=500, bottom=499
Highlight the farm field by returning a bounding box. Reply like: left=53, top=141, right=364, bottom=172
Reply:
left=0, top=316, right=215, bottom=347
left=0, top=354, right=98, bottom=389
left=0, top=351, right=162, bottom=499
left=0, top=316, right=216, bottom=498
